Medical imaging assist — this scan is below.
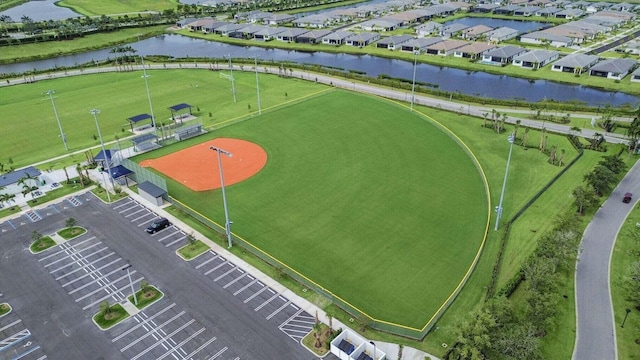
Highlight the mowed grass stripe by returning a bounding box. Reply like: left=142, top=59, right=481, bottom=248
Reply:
left=149, top=90, right=488, bottom=328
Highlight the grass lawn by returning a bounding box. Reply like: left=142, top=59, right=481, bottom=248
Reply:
left=0, top=303, right=11, bottom=317
left=177, top=240, right=209, bottom=260
left=0, top=26, right=166, bottom=64
left=92, top=303, right=129, bottom=330
left=135, top=90, right=489, bottom=330
left=611, top=204, right=640, bottom=360
left=57, top=226, right=86, bottom=239
left=0, top=70, right=324, bottom=169
left=56, top=0, right=178, bottom=16
left=128, top=286, right=163, bottom=310
left=30, top=236, right=56, bottom=253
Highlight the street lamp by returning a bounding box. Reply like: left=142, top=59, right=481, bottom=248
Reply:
left=122, top=264, right=137, bottom=305
left=370, top=341, right=376, bottom=360
left=45, top=90, right=68, bottom=151
left=495, top=133, right=515, bottom=231
left=90, top=109, right=113, bottom=202
left=255, top=56, right=261, bottom=115
left=621, top=308, right=631, bottom=328
left=410, top=50, right=419, bottom=111
left=210, top=146, right=234, bottom=248
left=140, top=56, right=160, bottom=143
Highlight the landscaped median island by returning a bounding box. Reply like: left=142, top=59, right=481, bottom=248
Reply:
left=0, top=303, right=12, bottom=317
left=92, top=300, right=129, bottom=330
left=176, top=233, right=209, bottom=260
left=128, top=282, right=164, bottom=310
left=29, top=231, right=56, bottom=253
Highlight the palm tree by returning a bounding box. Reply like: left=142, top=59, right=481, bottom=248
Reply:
left=76, top=164, right=84, bottom=187
left=521, top=128, right=530, bottom=149
left=500, top=113, right=508, bottom=133
left=570, top=126, right=581, bottom=136
left=513, top=119, right=521, bottom=140
left=558, top=149, right=566, bottom=166
left=482, top=112, right=488, bottom=128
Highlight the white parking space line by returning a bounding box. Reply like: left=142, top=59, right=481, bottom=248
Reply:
left=164, top=236, right=186, bottom=248
left=55, top=256, right=119, bottom=281
left=204, top=260, right=229, bottom=276
left=233, top=278, right=258, bottom=296
left=39, top=237, right=97, bottom=263
left=156, top=229, right=180, bottom=243
left=213, top=265, right=237, bottom=282
left=112, top=304, right=178, bottom=342
left=242, top=285, right=269, bottom=304
left=155, top=327, right=205, bottom=360
left=206, top=346, right=228, bottom=360
left=69, top=270, right=135, bottom=295
left=130, top=211, right=156, bottom=223
left=120, top=311, right=187, bottom=351
left=222, top=271, right=247, bottom=289
left=124, top=208, right=148, bottom=218
left=44, top=243, right=104, bottom=269
left=13, top=344, right=41, bottom=359
left=36, top=355, right=47, bottom=360
left=279, top=309, right=304, bottom=328
left=254, top=291, right=280, bottom=312
left=129, top=319, right=195, bottom=360
left=0, top=319, right=22, bottom=332
left=61, top=259, right=123, bottom=287
left=81, top=276, right=143, bottom=310
left=194, top=254, right=219, bottom=269
left=50, top=252, right=115, bottom=277
left=113, top=199, right=136, bottom=210
left=182, top=336, right=217, bottom=359
left=265, top=300, right=292, bottom=321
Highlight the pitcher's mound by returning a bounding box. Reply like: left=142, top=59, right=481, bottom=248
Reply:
left=140, top=138, right=267, bottom=191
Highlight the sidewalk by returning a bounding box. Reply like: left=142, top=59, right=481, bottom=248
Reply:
left=124, top=188, right=440, bottom=360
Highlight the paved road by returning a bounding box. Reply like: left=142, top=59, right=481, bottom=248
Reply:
left=573, top=160, right=640, bottom=360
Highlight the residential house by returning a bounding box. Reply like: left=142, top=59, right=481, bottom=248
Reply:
left=293, top=14, right=332, bottom=28
left=514, top=6, right=541, bottom=16
left=494, top=5, right=522, bottom=15
left=473, top=3, right=500, bottom=13
left=426, top=39, right=469, bottom=55
left=322, top=31, right=355, bottom=45
left=202, top=21, right=231, bottom=34
left=187, top=18, right=216, bottom=32
left=485, top=27, right=519, bottom=42
left=551, top=53, right=599, bottom=74
left=276, top=28, right=309, bottom=43
left=376, top=35, right=414, bottom=50
left=214, top=23, right=247, bottom=36
left=415, top=21, right=442, bottom=38
left=536, top=7, right=560, bottom=17
left=386, top=11, right=423, bottom=25
left=253, top=27, right=287, bottom=41
left=176, top=18, right=198, bottom=29
left=462, top=25, right=493, bottom=41
left=400, top=37, right=443, bottom=52
left=512, top=49, right=560, bottom=69
left=520, top=31, right=574, bottom=47
left=589, top=58, right=637, bottom=80
left=441, top=23, right=469, bottom=38
left=231, top=24, right=266, bottom=39
left=295, top=29, right=332, bottom=44
left=630, top=67, right=640, bottom=83
left=246, top=11, right=272, bottom=23
left=345, top=32, right=380, bottom=47
left=555, top=8, right=584, bottom=19
left=359, top=18, right=403, bottom=32
left=265, top=14, right=296, bottom=25
left=481, top=45, right=527, bottom=65
left=453, top=42, right=497, bottom=60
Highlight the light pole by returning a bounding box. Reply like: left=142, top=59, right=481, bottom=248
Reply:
left=122, top=264, right=137, bottom=305
left=228, top=55, right=237, bottom=103
left=254, top=56, right=261, bottom=115
left=45, top=90, right=68, bottom=151
left=210, top=146, right=234, bottom=248
left=140, top=56, right=160, bottom=142
left=410, top=50, right=419, bottom=111
left=370, top=341, right=376, bottom=360
left=90, top=109, right=113, bottom=202
left=621, top=308, right=631, bottom=328
left=495, top=133, right=515, bottom=231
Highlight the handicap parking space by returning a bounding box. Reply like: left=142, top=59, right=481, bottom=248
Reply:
left=0, top=195, right=88, bottom=234
left=108, top=302, right=229, bottom=360
left=0, top=307, right=48, bottom=360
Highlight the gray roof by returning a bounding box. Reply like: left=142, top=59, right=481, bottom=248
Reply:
left=536, top=7, right=560, bottom=16
left=484, top=45, right=527, bottom=58
left=215, top=23, right=246, bottom=33
left=138, top=181, right=167, bottom=198
left=322, top=30, right=354, bottom=41
left=296, top=29, right=332, bottom=39
left=556, top=8, right=585, bottom=16
left=552, top=53, right=600, bottom=68
left=591, top=58, right=637, bottom=73
left=441, top=23, right=469, bottom=34
left=359, top=18, right=403, bottom=29
left=254, top=26, right=287, bottom=37
left=276, top=28, right=309, bottom=38
left=237, top=24, right=266, bottom=35
left=376, top=35, right=414, bottom=46
left=402, top=37, right=442, bottom=49
left=513, top=49, right=559, bottom=63
left=346, top=32, right=379, bottom=43
left=486, top=27, right=519, bottom=38
left=0, top=166, right=41, bottom=187
left=521, top=31, right=573, bottom=43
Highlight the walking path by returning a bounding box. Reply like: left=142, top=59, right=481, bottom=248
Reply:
left=573, top=160, right=640, bottom=360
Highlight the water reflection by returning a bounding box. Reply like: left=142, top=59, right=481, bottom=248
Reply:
left=0, top=0, right=79, bottom=22
left=0, top=34, right=637, bottom=107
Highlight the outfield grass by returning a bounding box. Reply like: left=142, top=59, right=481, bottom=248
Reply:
left=56, top=0, right=178, bottom=16
left=135, top=90, right=489, bottom=329
left=0, top=69, right=324, bottom=169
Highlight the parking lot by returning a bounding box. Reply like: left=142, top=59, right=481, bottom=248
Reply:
left=0, top=192, right=330, bottom=359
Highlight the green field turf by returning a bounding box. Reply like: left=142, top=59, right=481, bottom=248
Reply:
left=57, top=0, right=178, bottom=16
left=136, top=90, right=489, bottom=329
left=0, top=70, right=323, bottom=168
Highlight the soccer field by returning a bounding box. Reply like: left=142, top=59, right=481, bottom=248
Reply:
left=140, top=89, right=490, bottom=330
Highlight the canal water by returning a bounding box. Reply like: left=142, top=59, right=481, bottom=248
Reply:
left=1, top=34, right=637, bottom=107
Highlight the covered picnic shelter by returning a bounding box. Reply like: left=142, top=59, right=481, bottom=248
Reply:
left=126, top=113, right=154, bottom=132
left=131, top=133, right=159, bottom=152
left=168, top=103, right=194, bottom=124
